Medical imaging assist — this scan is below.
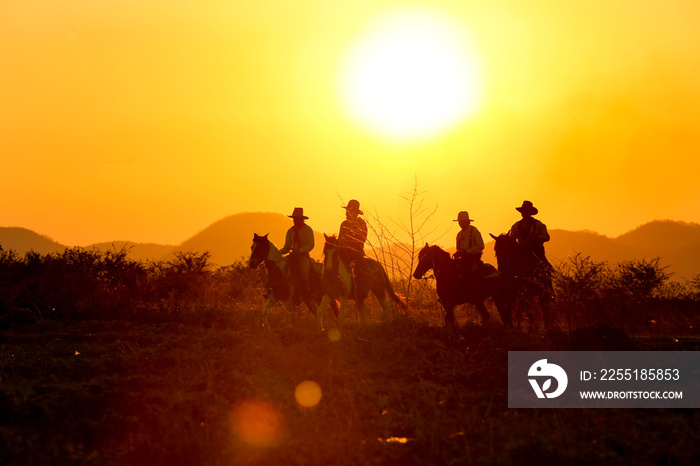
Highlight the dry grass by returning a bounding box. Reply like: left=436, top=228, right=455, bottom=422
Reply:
left=1, top=306, right=699, bottom=465
left=1, top=250, right=699, bottom=464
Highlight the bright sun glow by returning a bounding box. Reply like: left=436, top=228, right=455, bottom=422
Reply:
left=340, top=7, right=483, bottom=142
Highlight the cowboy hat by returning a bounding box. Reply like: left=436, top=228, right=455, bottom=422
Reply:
left=516, top=200, right=538, bottom=215
left=341, top=199, right=363, bottom=215
left=288, top=207, right=309, bottom=219
left=453, top=211, right=473, bottom=222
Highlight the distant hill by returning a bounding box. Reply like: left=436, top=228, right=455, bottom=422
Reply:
left=176, top=212, right=327, bottom=265
left=87, top=242, right=176, bottom=262
left=541, top=229, right=648, bottom=267
left=614, top=220, right=700, bottom=280
left=0, top=227, right=65, bottom=255
left=485, top=220, right=700, bottom=280
left=2, top=217, right=699, bottom=279
left=616, top=220, right=700, bottom=250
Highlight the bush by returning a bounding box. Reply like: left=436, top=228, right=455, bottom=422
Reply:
left=553, top=254, right=700, bottom=335
left=0, top=246, right=262, bottom=325
left=1, top=242, right=698, bottom=336
left=553, top=253, right=613, bottom=330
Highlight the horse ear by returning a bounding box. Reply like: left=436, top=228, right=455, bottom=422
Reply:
left=324, top=233, right=329, bottom=240
left=253, top=233, right=259, bottom=240
left=264, top=233, right=269, bottom=238
left=425, top=242, right=429, bottom=248
left=489, top=233, right=498, bottom=240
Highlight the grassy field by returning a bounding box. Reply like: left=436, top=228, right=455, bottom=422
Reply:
left=1, top=302, right=699, bottom=466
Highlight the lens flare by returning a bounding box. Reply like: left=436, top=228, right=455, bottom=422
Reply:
left=295, top=380, right=322, bottom=408
left=231, top=400, right=284, bottom=447
left=327, top=327, right=341, bottom=342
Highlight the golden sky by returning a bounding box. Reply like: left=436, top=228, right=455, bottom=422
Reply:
left=2, top=0, right=700, bottom=246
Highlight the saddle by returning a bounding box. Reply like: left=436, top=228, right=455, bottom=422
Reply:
left=457, top=261, right=498, bottom=283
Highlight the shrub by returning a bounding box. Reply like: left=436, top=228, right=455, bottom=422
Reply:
left=552, top=253, right=613, bottom=330
left=0, top=246, right=265, bottom=324
left=553, top=254, right=700, bottom=336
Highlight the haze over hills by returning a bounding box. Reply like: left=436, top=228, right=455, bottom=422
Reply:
left=0, top=212, right=328, bottom=264
left=0, top=227, right=65, bottom=256
left=1, top=215, right=699, bottom=280
left=177, top=212, right=328, bottom=264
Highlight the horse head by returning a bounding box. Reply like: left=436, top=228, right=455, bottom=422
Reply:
left=413, top=243, right=451, bottom=279
left=248, top=233, right=271, bottom=269
left=490, top=233, right=527, bottom=277
left=321, top=233, right=341, bottom=273
left=412, top=243, right=433, bottom=279
left=490, top=233, right=515, bottom=257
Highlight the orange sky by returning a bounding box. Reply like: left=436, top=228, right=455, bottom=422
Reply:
left=2, top=0, right=700, bottom=247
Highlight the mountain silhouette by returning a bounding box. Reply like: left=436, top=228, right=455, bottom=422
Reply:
left=0, top=227, right=65, bottom=255
left=2, top=216, right=699, bottom=279
left=615, top=220, right=700, bottom=280
left=486, top=220, right=700, bottom=280
left=176, top=212, right=327, bottom=265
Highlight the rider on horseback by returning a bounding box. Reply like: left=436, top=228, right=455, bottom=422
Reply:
left=279, top=207, right=315, bottom=298
left=505, top=200, right=555, bottom=325
left=509, top=200, right=554, bottom=297
left=509, top=201, right=551, bottom=268
left=338, top=199, right=368, bottom=284
left=453, top=211, right=485, bottom=281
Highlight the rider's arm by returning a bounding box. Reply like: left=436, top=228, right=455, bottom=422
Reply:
left=535, top=221, right=550, bottom=243
left=279, top=229, right=293, bottom=255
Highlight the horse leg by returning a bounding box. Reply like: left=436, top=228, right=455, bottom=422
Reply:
left=303, top=291, right=317, bottom=319
left=444, top=304, right=456, bottom=328
left=283, top=298, right=293, bottom=325
left=298, top=280, right=313, bottom=318
left=475, top=299, right=491, bottom=324
left=337, top=298, right=347, bottom=327
left=356, top=296, right=367, bottom=323
left=521, top=299, right=536, bottom=332
left=317, top=295, right=346, bottom=331
left=316, top=295, right=330, bottom=331
left=370, top=284, right=391, bottom=322
left=377, top=297, right=391, bottom=322
left=261, top=296, right=275, bottom=328
left=495, top=295, right=513, bottom=329
left=285, top=284, right=298, bottom=325
left=540, top=292, right=553, bottom=329
left=488, top=284, right=511, bottom=328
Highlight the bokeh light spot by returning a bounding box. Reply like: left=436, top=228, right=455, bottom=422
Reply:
left=327, top=327, right=341, bottom=342
left=231, top=400, right=284, bottom=447
left=295, top=380, right=322, bottom=408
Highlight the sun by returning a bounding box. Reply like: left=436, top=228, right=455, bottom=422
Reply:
left=339, top=7, right=483, bottom=142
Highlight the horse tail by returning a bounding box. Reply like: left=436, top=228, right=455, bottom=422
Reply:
left=381, top=267, right=408, bottom=313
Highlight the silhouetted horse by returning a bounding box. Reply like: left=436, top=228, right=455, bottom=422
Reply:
left=490, top=233, right=554, bottom=329
left=413, top=244, right=512, bottom=328
left=316, top=234, right=407, bottom=330
left=248, top=233, right=335, bottom=328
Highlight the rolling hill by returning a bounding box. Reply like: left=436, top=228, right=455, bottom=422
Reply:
left=2, top=216, right=699, bottom=279
left=0, top=212, right=327, bottom=265
left=176, top=212, right=327, bottom=264
left=86, top=242, right=177, bottom=262
left=481, top=220, right=700, bottom=280
left=0, top=227, right=65, bottom=255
